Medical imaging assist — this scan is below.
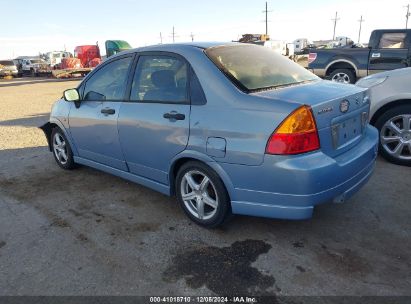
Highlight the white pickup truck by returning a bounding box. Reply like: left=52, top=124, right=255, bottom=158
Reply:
left=21, top=58, right=50, bottom=76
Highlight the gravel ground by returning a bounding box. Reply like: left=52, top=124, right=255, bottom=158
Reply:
left=0, top=78, right=79, bottom=150
left=0, top=78, right=410, bottom=298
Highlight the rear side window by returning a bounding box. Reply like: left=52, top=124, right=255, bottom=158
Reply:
left=83, top=56, right=132, bottom=101
left=379, top=33, right=407, bottom=49
left=130, top=55, right=188, bottom=103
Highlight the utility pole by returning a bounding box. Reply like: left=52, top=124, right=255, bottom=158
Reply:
left=190, top=32, right=194, bottom=42
left=331, top=11, right=340, bottom=40
left=358, top=15, right=365, bottom=43
left=406, top=4, right=410, bottom=29
left=262, top=2, right=272, bottom=36
left=170, top=26, right=177, bottom=43
left=160, top=32, right=163, bottom=44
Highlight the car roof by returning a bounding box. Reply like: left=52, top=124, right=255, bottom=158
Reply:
left=118, top=42, right=239, bottom=56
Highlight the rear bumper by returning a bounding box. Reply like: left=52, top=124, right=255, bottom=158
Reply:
left=221, top=125, right=378, bottom=220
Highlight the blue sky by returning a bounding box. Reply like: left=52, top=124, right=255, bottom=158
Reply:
left=0, top=0, right=408, bottom=58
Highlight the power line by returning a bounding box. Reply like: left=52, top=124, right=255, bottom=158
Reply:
left=358, top=15, right=365, bottom=43
left=331, top=11, right=340, bottom=40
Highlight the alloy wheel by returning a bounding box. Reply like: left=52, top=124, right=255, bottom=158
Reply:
left=380, top=114, right=411, bottom=161
left=180, top=170, right=219, bottom=220
left=331, top=72, right=350, bottom=83
left=53, top=132, right=68, bottom=165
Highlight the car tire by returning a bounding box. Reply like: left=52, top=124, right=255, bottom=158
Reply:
left=51, top=127, right=76, bottom=170
left=329, top=69, right=356, bottom=84
left=374, top=104, right=411, bottom=166
left=175, top=161, right=231, bottom=228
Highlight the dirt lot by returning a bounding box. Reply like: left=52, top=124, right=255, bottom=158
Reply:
left=0, top=78, right=410, bottom=298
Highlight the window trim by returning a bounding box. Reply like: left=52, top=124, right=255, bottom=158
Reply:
left=81, top=53, right=135, bottom=102
left=126, top=51, right=191, bottom=105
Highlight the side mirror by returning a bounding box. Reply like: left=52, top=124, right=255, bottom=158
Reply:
left=63, top=88, right=80, bottom=102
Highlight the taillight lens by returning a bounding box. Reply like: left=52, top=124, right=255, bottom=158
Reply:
left=266, top=105, right=320, bottom=155
left=308, top=52, right=317, bottom=64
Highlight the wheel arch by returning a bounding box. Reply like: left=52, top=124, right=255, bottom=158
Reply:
left=169, top=151, right=235, bottom=200
left=39, top=120, right=78, bottom=156
left=370, top=99, right=411, bottom=125
left=325, top=60, right=358, bottom=77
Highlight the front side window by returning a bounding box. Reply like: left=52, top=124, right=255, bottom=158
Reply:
left=379, top=33, right=407, bottom=49
left=130, top=55, right=188, bottom=103
left=83, top=56, right=132, bottom=101
left=205, top=44, right=318, bottom=92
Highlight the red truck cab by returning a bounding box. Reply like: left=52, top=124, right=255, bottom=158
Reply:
left=74, top=45, right=101, bottom=68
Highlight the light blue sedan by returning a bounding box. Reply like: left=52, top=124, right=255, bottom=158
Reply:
left=41, top=43, right=379, bottom=227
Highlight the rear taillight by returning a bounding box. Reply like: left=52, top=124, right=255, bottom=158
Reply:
left=308, top=52, right=317, bottom=64
left=266, top=105, right=320, bottom=155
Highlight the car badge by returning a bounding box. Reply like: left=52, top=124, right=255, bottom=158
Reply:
left=318, top=107, right=333, bottom=115
left=340, top=100, right=350, bottom=113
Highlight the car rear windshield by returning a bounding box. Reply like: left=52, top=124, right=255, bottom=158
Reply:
left=205, top=44, right=318, bottom=92
left=31, top=59, right=43, bottom=63
left=0, top=60, right=15, bottom=66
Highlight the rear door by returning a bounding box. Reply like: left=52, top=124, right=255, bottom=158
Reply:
left=69, top=55, right=134, bottom=171
left=118, top=52, right=191, bottom=185
left=368, top=32, right=409, bottom=74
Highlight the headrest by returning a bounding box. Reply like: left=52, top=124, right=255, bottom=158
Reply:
left=150, top=70, right=175, bottom=88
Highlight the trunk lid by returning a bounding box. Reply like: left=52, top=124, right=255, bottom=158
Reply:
left=253, top=80, right=370, bottom=157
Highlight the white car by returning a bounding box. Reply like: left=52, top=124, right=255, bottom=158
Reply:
left=357, top=68, right=411, bottom=166
left=0, top=60, right=19, bottom=77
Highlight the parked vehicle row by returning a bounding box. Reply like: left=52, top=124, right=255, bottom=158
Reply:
left=41, top=43, right=378, bottom=228
left=308, top=29, right=411, bottom=84
left=2, top=41, right=133, bottom=79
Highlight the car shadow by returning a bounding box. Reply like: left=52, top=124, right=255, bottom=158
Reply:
left=0, top=77, right=80, bottom=88
left=0, top=113, right=50, bottom=128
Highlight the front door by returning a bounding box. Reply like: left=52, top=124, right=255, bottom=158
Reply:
left=69, top=55, right=134, bottom=171
left=118, top=53, right=191, bottom=185
left=368, top=32, right=410, bottom=75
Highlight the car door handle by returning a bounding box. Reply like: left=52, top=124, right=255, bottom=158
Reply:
left=371, top=53, right=381, bottom=58
left=163, top=112, right=185, bottom=120
left=101, top=108, right=115, bottom=115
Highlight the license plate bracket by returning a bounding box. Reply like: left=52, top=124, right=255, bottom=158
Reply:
left=332, top=115, right=362, bottom=149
